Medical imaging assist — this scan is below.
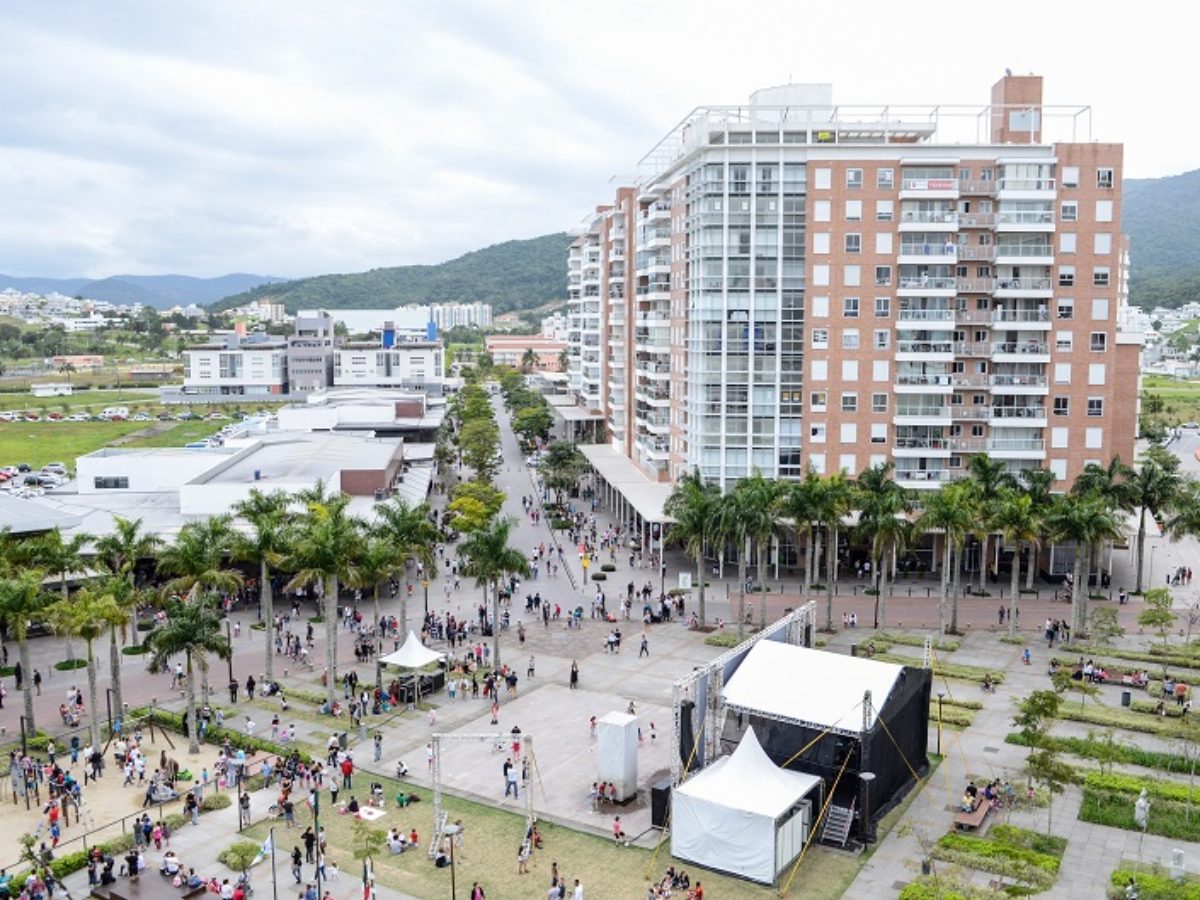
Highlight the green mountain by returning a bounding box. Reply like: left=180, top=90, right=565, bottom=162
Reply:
left=213, top=233, right=574, bottom=314
left=1125, top=168, right=1200, bottom=309
left=0, top=272, right=284, bottom=309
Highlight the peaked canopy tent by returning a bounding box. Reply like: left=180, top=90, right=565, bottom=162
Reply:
left=719, top=641, right=931, bottom=842
left=380, top=631, right=446, bottom=704
left=672, top=727, right=822, bottom=885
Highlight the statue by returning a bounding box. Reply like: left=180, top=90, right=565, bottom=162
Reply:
left=1134, top=788, right=1150, bottom=830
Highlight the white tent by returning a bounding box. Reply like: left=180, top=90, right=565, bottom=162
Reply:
left=379, top=630, right=445, bottom=669
left=671, top=727, right=822, bottom=884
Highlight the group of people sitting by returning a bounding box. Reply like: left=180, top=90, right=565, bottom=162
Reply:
left=960, top=779, right=1016, bottom=813
left=647, top=866, right=701, bottom=899
left=386, top=827, right=421, bottom=854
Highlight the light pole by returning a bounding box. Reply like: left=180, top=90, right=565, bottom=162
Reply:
left=859, top=771, right=877, bottom=844
left=936, top=692, right=944, bottom=756
left=443, top=822, right=462, bottom=899
left=423, top=579, right=430, bottom=617
left=1150, top=545, right=1159, bottom=589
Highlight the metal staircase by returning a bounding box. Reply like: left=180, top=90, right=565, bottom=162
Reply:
left=820, top=798, right=856, bottom=847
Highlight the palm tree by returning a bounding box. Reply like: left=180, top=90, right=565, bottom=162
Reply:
left=780, top=471, right=822, bottom=604
left=28, top=528, right=94, bottom=664
left=1045, top=494, right=1124, bottom=636
left=356, top=536, right=410, bottom=692
left=965, top=455, right=1018, bottom=592
left=372, top=497, right=440, bottom=636
left=146, top=598, right=231, bottom=754
left=917, top=482, right=975, bottom=637
left=1163, top=477, right=1200, bottom=559
left=712, top=490, right=752, bottom=640
left=520, top=348, right=538, bottom=373
left=232, top=489, right=293, bottom=682
left=811, top=472, right=856, bottom=633
left=0, top=570, right=51, bottom=731
left=460, top=516, right=530, bottom=670
left=1072, top=458, right=1133, bottom=600
left=991, top=490, right=1041, bottom=637
left=1019, top=468, right=1058, bottom=589
left=1126, top=448, right=1183, bottom=592
left=853, top=464, right=913, bottom=629
left=94, top=517, right=162, bottom=716
left=46, top=589, right=124, bottom=748
left=664, top=470, right=720, bottom=627
left=734, top=472, right=785, bottom=630
left=157, top=516, right=243, bottom=601
left=285, top=489, right=364, bottom=707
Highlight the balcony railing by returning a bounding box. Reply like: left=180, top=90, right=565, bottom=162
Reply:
left=994, top=278, right=1053, bottom=293
left=896, top=437, right=955, bottom=450
left=958, top=246, right=996, bottom=261
left=997, top=211, right=1054, bottom=225
left=958, top=212, right=997, bottom=228
left=959, top=180, right=998, bottom=195
left=992, top=341, right=1050, bottom=355
left=991, top=406, right=1046, bottom=420
left=994, top=244, right=1054, bottom=257
left=899, top=276, right=957, bottom=290
left=895, top=469, right=951, bottom=483
left=993, top=307, right=1051, bottom=322
left=989, top=438, right=1046, bottom=452
left=900, top=243, right=958, bottom=257
left=895, top=406, right=951, bottom=418
left=990, top=374, right=1048, bottom=388
left=896, top=374, right=953, bottom=387
left=897, top=340, right=954, bottom=354
left=901, top=211, right=958, bottom=225
left=957, top=278, right=997, bottom=292
left=953, top=340, right=990, bottom=356
left=896, top=308, right=955, bottom=322
left=901, top=177, right=959, bottom=191
left=952, top=373, right=990, bottom=388
left=998, top=178, right=1056, bottom=191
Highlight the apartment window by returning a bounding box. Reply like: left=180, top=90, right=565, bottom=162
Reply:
left=812, top=360, right=828, bottom=379
left=877, top=168, right=894, bottom=189
left=1057, top=298, right=1074, bottom=319
left=842, top=329, right=860, bottom=350
left=813, top=200, right=831, bottom=222
left=874, top=266, right=892, bottom=286
left=1051, top=428, right=1069, bottom=449
left=845, top=200, right=863, bottom=221
left=874, top=297, right=891, bottom=317
left=1093, top=267, right=1111, bottom=287
left=843, top=265, right=861, bottom=287
left=1055, top=332, right=1074, bottom=351
left=1092, top=298, right=1110, bottom=320
left=1060, top=233, right=1076, bottom=254
left=843, top=297, right=860, bottom=318
left=845, top=233, right=862, bottom=254
left=1096, top=200, right=1114, bottom=222
left=971, top=424, right=985, bottom=437
left=813, top=168, right=832, bottom=190
left=1090, top=332, right=1108, bottom=352
left=875, top=233, right=893, bottom=254
left=841, top=392, right=859, bottom=412
left=842, top=169, right=862, bottom=190
left=94, top=476, right=130, bottom=490
left=1058, top=266, right=1075, bottom=287
left=1061, top=201, right=1078, bottom=222
left=1097, top=168, right=1114, bottom=189
left=842, top=360, right=859, bottom=381
left=1094, top=233, right=1113, bottom=255
left=1087, top=397, right=1104, bottom=417
left=811, top=329, right=829, bottom=349
left=876, top=200, right=894, bottom=222
left=813, top=233, right=831, bottom=254
left=871, top=393, right=888, bottom=413
left=810, top=391, right=828, bottom=411
left=873, top=329, right=890, bottom=350
left=810, top=423, right=827, bottom=442
left=840, top=424, right=857, bottom=443
left=813, top=264, right=830, bottom=286
left=1053, top=397, right=1069, bottom=416
left=1061, top=166, right=1080, bottom=187
left=1088, top=363, right=1106, bottom=385
left=872, top=360, right=889, bottom=381
left=1086, top=427, right=1104, bottom=449
left=1054, top=363, right=1072, bottom=384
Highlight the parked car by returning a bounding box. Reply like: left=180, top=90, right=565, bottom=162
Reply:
left=17, top=463, right=31, bottom=472
left=66, top=413, right=91, bottom=422
left=42, top=462, right=67, bottom=475
left=157, top=412, right=174, bottom=421
left=0, top=412, right=17, bottom=422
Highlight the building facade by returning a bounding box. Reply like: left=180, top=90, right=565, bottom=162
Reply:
left=287, top=312, right=337, bottom=394
left=333, top=340, right=444, bottom=389
left=567, top=74, right=1140, bottom=491
left=183, top=336, right=288, bottom=396
left=484, top=334, right=568, bottom=370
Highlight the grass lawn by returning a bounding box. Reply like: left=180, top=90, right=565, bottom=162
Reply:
left=121, top=419, right=225, bottom=447
left=1142, top=375, right=1200, bottom=426
left=0, top=420, right=148, bottom=467
left=0, top=388, right=161, bottom=412
left=241, top=772, right=862, bottom=899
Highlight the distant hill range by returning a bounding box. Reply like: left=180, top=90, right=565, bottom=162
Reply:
left=1124, top=168, right=1200, bottom=310
left=0, top=272, right=286, bottom=310
left=212, top=232, right=574, bottom=315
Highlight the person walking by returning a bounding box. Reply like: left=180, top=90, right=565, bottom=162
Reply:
left=302, top=827, right=316, bottom=864
left=291, top=846, right=303, bottom=883
left=639, top=634, right=649, bottom=658
left=373, top=733, right=382, bottom=762
left=569, top=661, right=579, bottom=690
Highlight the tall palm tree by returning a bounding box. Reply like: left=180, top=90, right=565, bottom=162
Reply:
left=811, top=472, right=856, bottom=633
left=712, top=490, right=752, bottom=640
left=157, top=516, right=243, bottom=600
left=460, top=516, right=530, bottom=670
left=991, top=490, right=1041, bottom=637
left=853, top=463, right=914, bottom=629
left=94, top=517, right=162, bottom=716
left=734, top=471, right=785, bottom=630
left=1072, top=458, right=1133, bottom=598
left=1126, top=448, right=1183, bottom=592
left=28, top=528, right=94, bottom=663
left=46, top=589, right=125, bottom=748
left=232, top=489, right=293, bottom=682
left=1019, top=468, right=1057, bottom=589
left=0, top=569, right=51, bottom=731
left=780, top=472, right=822, bottom=604
left=917, top=482, right=975, bottom=636
left=1164, top=477, right=1200, bottom=561
left=285, top=490, right=364, bottom=707
left=356, top=536, right=410, bottom=692
left=372, top=497, right=440, bottom=636
left=1045, top=494, right=1124, bottom=635
left=664, top=470, right=720, bottom=627
left=965, top=455, right=1018, bottom=592
left=146, top=598, right=231, bottom=754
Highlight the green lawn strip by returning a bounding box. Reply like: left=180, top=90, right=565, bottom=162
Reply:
left=929, top=825, right=1064, bottom=893
left=1005, top=732, right=1196, bottom=774
left=1108, top=863, right=1200, bottom=899
left=871, top=652, right=1004, bottom=684
left=240, top=772, right=859, bottom=899
left=121, top=419, right=224, bottom=447
left=0, top=389, right=161, bottom=412
left=1081, top=787, right=1200, bottom=843
left=0, top=420, right=148, bottom=467
left=931, top=705, right=976, bottom=728
left=900, top=874, right=1032, bottom=899
left=877, top=632, right=960, bottom=652
left=1055, top=704, right=1192, bottom=737
left=1058, top=643, right=1200, bottom=675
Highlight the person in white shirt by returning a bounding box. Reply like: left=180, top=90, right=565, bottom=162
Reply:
left=573, top=879, right=584, bottom=899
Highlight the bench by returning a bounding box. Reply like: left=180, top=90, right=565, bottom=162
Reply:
left=954, top=802, right=990, bottom=831
left=91, top=881, right=207, bottom=900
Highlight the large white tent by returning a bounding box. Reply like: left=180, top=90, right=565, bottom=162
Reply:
left=671, top=727, right=822, bottom=884
left=379, top=630, right=444, bottom=669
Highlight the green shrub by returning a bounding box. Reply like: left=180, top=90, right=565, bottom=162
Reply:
left=1084, top=772, right=1200, bottom=804
left=931, top=827, right=1062, bottom=890
left=217, top=840, right=262, bottom=869
left=872, top=653, right=1004, bottom=684
left=250, top=622, right=266, bottom=631
left=703, top=632, right=740, bottom=648
left=600, top=563, right=616, bottom=573
left=49, top=850, right=90, bottom=879
left=931, top=705, right=975, bottom=727
left=136, top=621, right=155, bottom=632
left=1005, top=732, right=1194, bottom=773
left=1082, top=789, right=1200, bottom=843
left=0, top=666, right=14, bottom=677
left=308, top=616, right=324, bottom=624
left=1108, top=866, right=1200, bottom=900
left=53, top=659, right=87, bottom=671
left=122, top=644, right=150, bottom=655
left=591, top=573, right=606, bottom=582
left=1000, top=635, right=1027, bottom=645
left=1059, top=643, right=1200, bottom=674
left=203, top=793, right=232, bottom=811
left=1056, top=705, right=1190, bottom=737
left=549, top=518, right=571, bottom=530
left=1131, top=699, right=1186, bottom=718
left=132, top=708, right=314, bottom=764
left=177, top=769, right=193, bottom=781
left=878, top=632, right=960, bottom=652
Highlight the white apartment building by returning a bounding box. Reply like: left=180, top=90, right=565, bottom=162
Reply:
left=568, top=74, right=1141, bottom=492
left=333, top=340, right=444, bottom=389
left=183, top=339, right=288, bottom=396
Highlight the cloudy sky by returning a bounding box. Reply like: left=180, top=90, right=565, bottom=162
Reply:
left=0, top=1, right=1193, bottom=279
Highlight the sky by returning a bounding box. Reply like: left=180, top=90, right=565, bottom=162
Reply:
left=0, top=0, right=1194, bottom=280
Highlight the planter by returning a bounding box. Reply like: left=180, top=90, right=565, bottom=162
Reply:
left=591, top=573, right=607, bottom=582
left=122, top=644, right=150, bottom=656
left=600, top=563, right=616, bottom=573
left=308, top=616, right=324, bottom=624
left=54, top=659, right=87, bottom=671
left=136, top=621, right=155, bottom=632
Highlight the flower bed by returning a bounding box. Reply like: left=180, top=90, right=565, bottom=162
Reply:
left=1108, top=866, right=1200, bottom=900
left=1082, top=775, right=1200, bottom=842
left=930, top=825, right=1065, bottom=893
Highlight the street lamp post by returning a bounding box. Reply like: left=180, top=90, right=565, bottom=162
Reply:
left=936, top=692, right=944, bottom=756
left=443, top=823, right=462, bottom=899
left=311, top=789, right=322, bottom=899
left=226, top=619, right=237, bottom=705
left=1150, top=545, right=1159, bottom=589
left=859, top=771, right=877, bottom=844
left=423, top=579, right=430, bottom=617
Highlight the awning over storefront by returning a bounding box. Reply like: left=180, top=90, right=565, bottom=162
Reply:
left=578, top=444, right=675, bottom=525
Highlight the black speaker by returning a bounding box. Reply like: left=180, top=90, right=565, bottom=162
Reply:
left=651, top=778, right=672, bottom=829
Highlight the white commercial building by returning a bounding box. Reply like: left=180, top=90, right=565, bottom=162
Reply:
left=183, top=339, right=288, bottom=397
left=334, top=341, right=444, bottom=389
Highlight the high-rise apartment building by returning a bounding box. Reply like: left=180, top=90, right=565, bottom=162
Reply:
left=567, top=74, right=1140, bottom=492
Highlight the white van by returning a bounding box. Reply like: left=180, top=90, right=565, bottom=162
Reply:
left=101, top=407, right=130, bottom=419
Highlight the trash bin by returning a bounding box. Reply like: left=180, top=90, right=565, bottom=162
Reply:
left=850, top=643, right=859, bottom=657
left=1122, top=690, right=1132, bottom=707
left=338, top=731, right=349, bottom=750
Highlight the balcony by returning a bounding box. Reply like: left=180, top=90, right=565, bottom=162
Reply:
left=899, top=243, right=958, bottom=265
left=899, top=275, right=957, bottom=295
left=896, top=307, right=955, bottom=325
left=992, top=406, right=1047, bottom=425
left=951, top=373, right=990, bottom=389
left=994, top=244, right=1054, bottom=264
left=991, top=341, right=1050, bottom=361
left=894, top=405, right=952, bottom=424
left=988, top=438, right=1047, bottom=455
left=895, top=468, right=952, bottom=487
left=993, top=307, right=1051, bottom=324
left=958, top=212, right=997, bottom=228
left=990, top=374, right=1049, bottom=393
left=957, top=277, right=997, bottom=293
left=953, top=340, right=991, bottom=356
left=899, top=211, right=958, bottom=231
left=952, top=406, right=993, bottom=420
left=896, top=373, right=953, bottom=391
left=998, top=177, right=1056, bottom=193
left=958, top=245, right=996, bottom=261
left=993, top=278, right=1053, bottom=299
left=996, top=211, right=1055, bottom=232
left=894, top=437, right=953, bottom=457
left=899, top=177, right=960, bottom=200
left=956, top=308, right=994, bottom=325
left=896, top=340, right=954, bottom=358
left=960, top=180, right=998, bottom=196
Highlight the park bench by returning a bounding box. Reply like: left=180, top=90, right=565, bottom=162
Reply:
left=953, top=802, right=989, bottom=831
left=90, top=880, right=206, bottom=900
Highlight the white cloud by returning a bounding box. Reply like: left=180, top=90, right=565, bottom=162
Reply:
left=0, top=0, right=1193, bottom=278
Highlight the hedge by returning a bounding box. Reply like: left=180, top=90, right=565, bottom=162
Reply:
left=1056, top=704, right=1190, bottom=737
left=1059, top=643, right=1200, bottom=674
left=53, top=659, right=87, bottom=671
left=202, top=793, right=232, bottom=811
left=1082, top=788, right=1200, bottom=843
left=931, top=826, right=1062, bottom=891
left=932, top=705, right=975, bottom=727
left=1084, top=772, right=1200, bottom=804
left=122, top=644, right=150, bottom=656
left=600, top=563, right=616, bottom=573
left=590, top=573, right=606, bottom=581
left=703, top=633, right=740, bottom=648
left=878, top=632, right=960, bottom=652
left=1005, top=732, right=1195, bottom=774
left=136, top=621, right=155, bottom=632
left=1108, top=867, right=1200, bottom=900
left=37, top=812, right=189, bottom=880
left=872, top=653, right=1004, bottom=684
